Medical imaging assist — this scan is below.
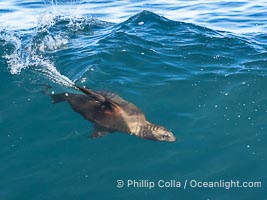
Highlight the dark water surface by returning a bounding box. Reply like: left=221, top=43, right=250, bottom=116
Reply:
left=0, top=1, right=266, bottom=199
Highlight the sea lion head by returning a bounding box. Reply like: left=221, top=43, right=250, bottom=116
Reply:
left=140, top=123, right=176, bottom=142
left=152, top=125, right=176, bottom=142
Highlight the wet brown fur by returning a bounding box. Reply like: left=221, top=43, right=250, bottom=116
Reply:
left=47, top=85, right=176, bottom=142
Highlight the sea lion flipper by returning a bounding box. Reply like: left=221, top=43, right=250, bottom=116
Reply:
left=90, top=131, right=108, bottom=139
left=75, top=85, right=120, bottom=112
left=50, top=93, right=68, bottom=103
left=75, top=85, right=106, bottom=103
left=90, top=124, right=112, bottom=139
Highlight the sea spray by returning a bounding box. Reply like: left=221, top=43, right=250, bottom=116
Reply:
left=0, top=24, right=74, bottom=88
left=1, top=32, right=25, bottom=75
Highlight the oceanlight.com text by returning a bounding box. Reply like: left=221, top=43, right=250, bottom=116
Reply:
left=116, top=179, right=262, bottom=190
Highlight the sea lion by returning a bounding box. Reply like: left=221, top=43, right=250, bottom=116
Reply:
left=45, top=85, right=176, bottom=142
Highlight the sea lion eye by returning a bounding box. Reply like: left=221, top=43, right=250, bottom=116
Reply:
left=162, top=134, right=169, bottom=139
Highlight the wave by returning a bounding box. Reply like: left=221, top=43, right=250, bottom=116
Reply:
left=0, top=11, right=266, bottom=89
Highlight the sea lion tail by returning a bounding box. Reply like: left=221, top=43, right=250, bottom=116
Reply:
left=75, top=84, right=106, bottom=103
left=39, top=84, right=67, bottom=104
left=50, top=93, right=68, bottom=104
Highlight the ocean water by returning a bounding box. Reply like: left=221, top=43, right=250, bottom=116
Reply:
left=0, top=1, right=267, bottom=199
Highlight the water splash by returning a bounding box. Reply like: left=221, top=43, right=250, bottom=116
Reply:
left=31, top=55, right=75, bottom=87
left=0, top=30, right=74, bottom=88
left=1, top=32, right=25, bottom=75
left=0, top=9, right=112, bottom=88
left=38, top=34, right=68, bottom=52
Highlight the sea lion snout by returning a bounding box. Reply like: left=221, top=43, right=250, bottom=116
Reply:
left=152, top=126, right=176, bottom=142
left=140, top=123, right=176, bottom=142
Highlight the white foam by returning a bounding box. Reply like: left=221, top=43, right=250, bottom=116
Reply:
left=1, top=33, right=25, bottom=74
left=30, top=55, right=75, bottom=87
left=39, top=34, right=69, bottom=52
left=1, top=31, right=74, bottom=88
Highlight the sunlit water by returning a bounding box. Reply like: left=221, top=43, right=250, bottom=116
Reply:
left=0, top=1, right=266, bottom=199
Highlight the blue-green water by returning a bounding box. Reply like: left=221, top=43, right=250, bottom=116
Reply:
left=0, top=1, right=267, bottom=199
